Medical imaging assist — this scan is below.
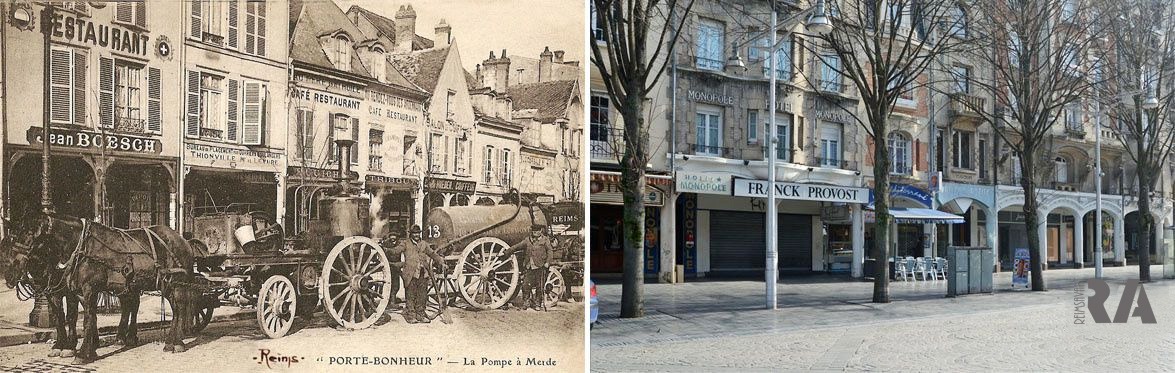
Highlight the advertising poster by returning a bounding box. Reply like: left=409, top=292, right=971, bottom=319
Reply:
left=1013, top=248, right=1031, bottom=289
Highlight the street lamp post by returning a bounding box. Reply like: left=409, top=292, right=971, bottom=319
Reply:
left=727, top=0, right=832, bottom=309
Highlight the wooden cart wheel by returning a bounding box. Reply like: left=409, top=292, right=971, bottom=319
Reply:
left=160, top=298, right=215, bottom=336
left=454, top=237, right=520, bottom=310
left=257, top=275, right=297, bottom=339
left=544, top=267, right=566, bottom=308
left=319, top=237, right=392, bottom=329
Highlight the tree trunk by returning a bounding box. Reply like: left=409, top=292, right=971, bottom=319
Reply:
left=1137, top=171, right=1153, bottom=282
left=871, top=134, right=892, bottom=303
left=619, top=92, right=647, bottom=318
left=1019, top=150, right=1046, bottom=291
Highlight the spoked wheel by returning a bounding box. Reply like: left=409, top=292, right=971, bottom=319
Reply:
left=257, top=275, right=297, bottom=339
left=319, top=237, right=392, bottom=329
left=544, top=267, right=566, bottom=308
left=425, top=277, right=455, bottom=321
left=454, top=237, right=520, bottom=310
left=192, top=306, right=214, bottom=334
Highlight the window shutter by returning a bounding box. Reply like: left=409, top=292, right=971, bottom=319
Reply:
left=865, top=136, right=875, bottom=166
left=49, top=48, right=71, bottom=124
left=186, top=71, right=200, bottom=137
left=227, top=79, right=239, bottom=142
left=99, top=57, right=114, bottom=128
left=242, top=81, right=262, bottom=145
left=147, top=67, right=161, bottom=133
left=73, top=50, right=87, bottom=126
left=191, top=0, right=202, bottom=40
left=245, top=3, right=255, bottom=54
left=227, top=0, right=238, bottom=48
left=304, top=109, right=314, bottom=159
left=916, top=139, right=927, bottom=171
left=116, top=3, right=132, bottom=24
left=350, top=117, right=360, bottom=162
left=327, top=113, right=337, bottom=163
left=257, top=2, right=267, bottom=56
left=135, top=2, right=146, bottom=28
left=295, top=109, right=306, bottom=159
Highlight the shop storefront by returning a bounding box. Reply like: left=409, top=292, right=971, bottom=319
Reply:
left=182, top=142, right=284, bottom=234
left=422, top=176, right=477, bottom=224
left=588, top=172, right=671, bottom=276
left=365, top=174, right=419, bottom=238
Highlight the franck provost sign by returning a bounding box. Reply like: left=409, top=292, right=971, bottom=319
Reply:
left=732, top=178, right=869, bottom=204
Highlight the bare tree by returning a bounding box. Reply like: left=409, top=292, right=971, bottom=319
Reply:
left=1098, top=0, right=1175, bottom=282
left=590, top=0, right=694, bottom=318
left=964, top=0, right=1107, bottom=291
left=802, top=0, right=964, bottom=302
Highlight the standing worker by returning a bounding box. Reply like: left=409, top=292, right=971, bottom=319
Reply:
left=502, top=224, right=553, bottom=310
left=380, top=232, right=404, bottom=309
left=390, top=225, right=445, bottom=323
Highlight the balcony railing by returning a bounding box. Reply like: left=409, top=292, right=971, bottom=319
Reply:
left=1065, top=121, right=1085, bottom=137
left=114, top=117, right=146, bottom=133
left=200, top=127, right=223, bottom=140
left=816, top=79, right=848, bottom=94
left=813, top=157, right=853, bottom=170
left=689, top=143, right=732, bottom=157
left=889, top=163, right=912, bottom=176
left=590, top=140, right=616, bottom=161
left=695, top=56, right=724, bottom=71
left=949, top=93, right=985, bottom=118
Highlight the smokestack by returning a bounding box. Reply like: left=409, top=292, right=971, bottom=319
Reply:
left=336, top=139, right=355, bottom=188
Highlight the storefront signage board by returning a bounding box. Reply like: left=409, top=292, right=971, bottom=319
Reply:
left=365, top=174, right=418, bottom=189
left=424, top=177, right=477, bottom=194
left=28, top=127, right=162, bottom=154
left=589, top=180, right=664, bottom=207
left=733, top=178, right=868, bottom=204
left=184, top=143, right=282, bottom=172
left=675, top=172, right=730, bottom=195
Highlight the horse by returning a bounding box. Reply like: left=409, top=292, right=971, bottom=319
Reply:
left=2, top=219, right=81, bottom=359
left=24, top=213, right=201, bottom=364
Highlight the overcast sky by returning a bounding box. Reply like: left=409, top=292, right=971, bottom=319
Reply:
left=335, top=0, right=585, bottom=71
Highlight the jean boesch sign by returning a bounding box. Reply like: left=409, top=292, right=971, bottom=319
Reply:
left=733, top=178, right=869, bottom=204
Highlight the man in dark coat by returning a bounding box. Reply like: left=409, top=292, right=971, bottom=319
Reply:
left=389, top=225, right=444, bottom=323
left=503, top=224, right=553, bottom=310
left=380, top=233, right=404, bottom=309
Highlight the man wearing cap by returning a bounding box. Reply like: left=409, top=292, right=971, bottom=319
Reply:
left=502, top=224, right=553, bottom=310
left=380, top=232, right=404, bottom=309
left=389, top=225, right=445, bottom=323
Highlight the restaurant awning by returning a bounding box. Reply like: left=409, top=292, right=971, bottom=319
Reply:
left=888, top=208, right=966, bottom=224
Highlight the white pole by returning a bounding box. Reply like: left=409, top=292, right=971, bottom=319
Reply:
left=1096, top=101, right=1103, bottom=278
left=766, top=3, right=779, bottom=310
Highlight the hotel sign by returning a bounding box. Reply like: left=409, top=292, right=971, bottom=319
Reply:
left=675, top=172, right=730, bottom=195
left=733, top=178, right=869, bottom=204
left=185, top=143, right=281, bottom=171
left=28, top=127, right=161, bottom=154
left=687, top=89, right=736, bottom=106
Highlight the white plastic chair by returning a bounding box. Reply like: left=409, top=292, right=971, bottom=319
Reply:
left=921, top=257, right=937, bottom=281
left=893, top=258, right=908, bottom=281
left=936, top=257, right=948, bottom=279
left=904, top=257, right=917, bottom=281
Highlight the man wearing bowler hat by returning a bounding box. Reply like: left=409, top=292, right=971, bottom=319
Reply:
left=390, top=225, right=444, bottom=323
left=502, top=224, right=553, bottom=310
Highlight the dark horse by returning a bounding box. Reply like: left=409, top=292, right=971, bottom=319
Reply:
left=5, top=213, right=201, bottom=364
left=2, top=218, right=80, bottom=359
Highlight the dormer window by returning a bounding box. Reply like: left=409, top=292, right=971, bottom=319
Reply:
left=370, top=46, right=387, bottom=82
left=333, top=35, right=352, bottom=71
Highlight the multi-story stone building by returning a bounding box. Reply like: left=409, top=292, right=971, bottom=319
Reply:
left=2, top=2, right=186, bottom=228
left=180, top=0, right=290, bottom=243
left=589, top=0, right=1172, bottom=282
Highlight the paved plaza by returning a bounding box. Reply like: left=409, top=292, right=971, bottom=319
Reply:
left=590, top=266, right=1175, bottom=372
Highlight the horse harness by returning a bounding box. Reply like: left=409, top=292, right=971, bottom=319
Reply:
left=59, top=219, right=190, bottom=295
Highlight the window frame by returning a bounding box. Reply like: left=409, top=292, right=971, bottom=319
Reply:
left=694, top=107, right=723, bottom=156
left=952, top=130, right=974, bottom=169
left=198, top=73, right=225, bottom=140
left=819, top=122, right=842, bottom=168
left=695, top=18, right=725, bottom=71
left=887, top=132, right=912, bottom=175
left=114, top=60, right=146, bottom=129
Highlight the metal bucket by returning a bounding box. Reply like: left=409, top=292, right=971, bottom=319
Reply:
left=234, top=225, right=257, bottom=246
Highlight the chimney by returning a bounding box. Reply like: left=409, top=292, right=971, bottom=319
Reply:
left=553, top=50, right=565, bottom=64
left=434, top=19, right=451, bottom=46
left=394, top=5, right=417, bottom=53
left=539, top=46, right=554, bottom=83
left=481, top=49, right=511, bottom=92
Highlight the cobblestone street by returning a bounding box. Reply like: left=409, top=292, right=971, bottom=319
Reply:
left=590, top=266, right=1175, bottom=372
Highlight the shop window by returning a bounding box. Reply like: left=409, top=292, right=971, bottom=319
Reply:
left=484, top=145, right=495, bottom=184
left=695, top=18, right=724, bottom=71
left=888, top=132, right=911, bottom=175
left=296, top=108, right=314, bottom=160
left=500, top=149, right=512, bottom=187
left=369, top=129, right=384, bottom=172
left=245, top=1, right=267, bottom=56
left=115, top=2, right=147, bottom=28
left=49, top=45, right=87, bottom=126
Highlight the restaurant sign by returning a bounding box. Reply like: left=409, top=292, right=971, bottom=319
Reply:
left=28, top=127, right=161, bottom=154
left=185, top=143, right=281, bottom=171
left=424, top=177, right=477, bottom=194
left=733, top=178, right=869, bottom=204
left=675, top=172, right=730, bottom=195
left=45, top=10, right=150, bottom=56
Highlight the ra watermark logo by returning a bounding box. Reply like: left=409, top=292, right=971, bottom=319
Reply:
left=1073, top=279, right=1156, bottom=324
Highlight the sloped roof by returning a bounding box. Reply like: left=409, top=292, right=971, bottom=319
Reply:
left=347, top=6, right=434, bottom=51
left=508, top=80, right=578, bottom=123
left=390, top=47, right=455, bottom=92
left=290, top=0, right=372, bottom=77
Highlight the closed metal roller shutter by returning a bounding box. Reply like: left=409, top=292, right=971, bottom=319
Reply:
left=709, top=211, right=814, bottom=274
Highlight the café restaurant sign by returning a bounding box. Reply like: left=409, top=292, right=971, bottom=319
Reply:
left=185, top=143, right=281, bottom=171
left=733, top=178, right=869, bottom=204
left=424, top=177, right=477, bottom=194
left=294, top=88, right=361, bottom=110
left=45, top=11, right=150, bottom=56
left=28, top=127, right=161, bottom=154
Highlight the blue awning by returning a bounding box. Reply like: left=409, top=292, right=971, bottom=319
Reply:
left=888, top=207, right=965, bottom=224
